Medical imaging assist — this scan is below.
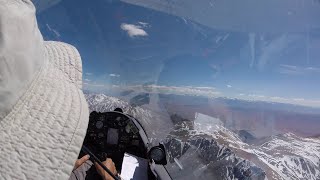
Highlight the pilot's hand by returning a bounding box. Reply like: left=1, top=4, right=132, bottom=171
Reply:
left=95, top=158, right=117, bottom=180
left=73, top=154, right=90, bottom=170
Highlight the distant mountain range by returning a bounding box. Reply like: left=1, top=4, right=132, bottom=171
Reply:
left=116, top=91, right=320, bottom=138
left=85, top=93, right=320, bottom=180
left=156, top=93, right=320, bottom=138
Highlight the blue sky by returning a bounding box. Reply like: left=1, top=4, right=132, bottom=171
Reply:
left=34, top=0, right=320, bottom=107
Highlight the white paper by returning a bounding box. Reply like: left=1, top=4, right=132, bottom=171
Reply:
left=120, top=153, right=148, bottom=180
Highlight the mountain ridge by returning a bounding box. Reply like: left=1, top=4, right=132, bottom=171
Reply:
left=85, top=93, right=320, bottom=179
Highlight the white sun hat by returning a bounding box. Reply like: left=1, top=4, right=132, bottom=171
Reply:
left=0, top=1, right=89, bottom=179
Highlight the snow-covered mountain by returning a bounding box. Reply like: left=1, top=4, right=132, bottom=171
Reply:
left=85, top=93, right=320, bottom=180
left=163, top=133, right=266, bottom=180
left=232, top=133, right=320, bottom=180
left=182, top=124, right=320, bottom=180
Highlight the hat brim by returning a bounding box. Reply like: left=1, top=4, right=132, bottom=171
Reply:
left=0, top=41, right=89, bottom=179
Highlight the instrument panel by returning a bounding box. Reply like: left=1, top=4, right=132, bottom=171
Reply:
left=82, top=111, right=147, bottom=171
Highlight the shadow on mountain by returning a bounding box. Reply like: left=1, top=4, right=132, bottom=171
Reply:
left=120, top=90, right=134, bottom=96
left=164, top=136, right=266, bottom=180
left=237, top=130, right=256, bottom=144
left=129, top=93, right=150, bottom=107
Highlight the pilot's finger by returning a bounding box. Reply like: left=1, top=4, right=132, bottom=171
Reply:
left=74, top=154, right=90, bottom=170
left=94, top=162, right=102, bottom=170
left=106, top=158, right=113, bottom=163
left=95, top=160, right=117, bottom=174
left=79, top=154, right=90, bottom=164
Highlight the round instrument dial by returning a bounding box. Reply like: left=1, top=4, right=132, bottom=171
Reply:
left=96, top=121, right=104, bottom=129
left=150, top=147, right=165, bottom=162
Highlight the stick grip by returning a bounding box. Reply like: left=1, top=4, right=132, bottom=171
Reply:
left=81, top=146, right=121, bottom=180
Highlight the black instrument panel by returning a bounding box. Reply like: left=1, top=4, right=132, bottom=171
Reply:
left=82, top=111, right=147, bottom=172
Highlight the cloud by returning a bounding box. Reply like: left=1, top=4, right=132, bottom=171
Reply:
left=120, top=0, right=320, bottom=33
left=85, top=72, right=93, bottom=76
left=269, top=96, right=320, bottom=107
left=127, top=84, right=320, bottom=107
left=227, top=84, right=232, bottom=88
left=248, top=94, right=266, bottom=98
left=278, top=64, right=320, bottom=75
left=138, top=22, right=149, bottom=27
left=83, top=81, right=320, bottom=108
left=237, top=93, right=320, bottom=108
left=109, top=74, right=120, bottom=78
left=121, top=23, right=148, bottom=37
left=83, top=83, right=105, bottom=87
left=127, top=85, right=220, bottom=97
left=84, top=78, right=91, bottom=82
left=124, top=84, right=320, bottom=107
